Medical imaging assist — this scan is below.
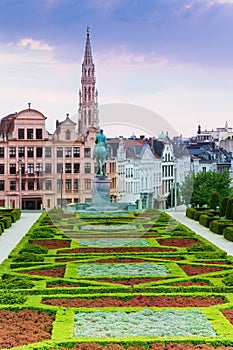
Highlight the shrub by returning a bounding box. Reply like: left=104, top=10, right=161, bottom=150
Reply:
left=210, top=192, right=220, bottom=210
left=209, top=220, right=233, bottom=235
left=0, top=292, right=27, bottom=304
left=199, top=214, right=215, bottom=228
left=19, top=244, right=48, bottom=255
left=0, top=275, right=34, bottom=289
left=12, top=252, right=45, bottom=262
left=220, top=197, right=230, bottom=217
left=223, top=273, right=233, bottom=286
left=223, top=226, right=233, bottom=242
left=186, top=208, right=195, bottom=219
left=226, top=198, right=233, bottom=220
left=0, top=216, right=12, bottom=229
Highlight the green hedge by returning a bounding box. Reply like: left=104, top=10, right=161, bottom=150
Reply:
left=209, top=220, right=233, bottom=235
left=199, top=214, right=215, bottom=228
left=223, top=226, right=233, bottom=242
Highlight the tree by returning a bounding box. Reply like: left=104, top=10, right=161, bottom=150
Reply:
left=180, top=171, right=232, bottom=207
left=226, top=198, right=233, bottom=220
left=220, top=197, right=230, bottom=217
left=166, top=187, right=182, bottom=208
left=179, top=173, right=194, bottom=205
left=210, top=192, right=220, bottom=210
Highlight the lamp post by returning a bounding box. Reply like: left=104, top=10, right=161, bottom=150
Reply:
left=60, top=170, right=63, bottom=210
left=18, top=159, right=22, bottom=211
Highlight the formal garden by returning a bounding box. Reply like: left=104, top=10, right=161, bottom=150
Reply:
left=0, top=204, right=233, bottom=350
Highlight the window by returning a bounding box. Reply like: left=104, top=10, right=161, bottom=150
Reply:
left=73, top=147, right=80, bottom=157
left=45, top=163, right=52, bottom=174
left=27, top=128, right=33, bottom=139
left=21, top=164, right=25, bottom=175
left=74, top=163, right=80, bottom=173
left=36, top=147, right=43, bottom=157
left=56, top=147, right=63, bottom=157
left=74, top=179, right=80, bottom=190
left=57, top=178, right=62, bottom=190
left=84, top=178, right=91, bottom=190
left=27, top=163, right=34, bottom=174
left=10, top=181, right=16, bottom=191
left=45, top=180, right=52, bottom=190
left=66, top=129, right=71, bottom=140
left=0, top=148, right=4, bottom=158
left=45, top=147, right=52, bottom=157
left=0, top=164, right=4, bottom=174
left=65, top=147, right=71, bottom=158
left=36, top=128, right=42, bottom=139
left=47, top=199, right=51, bottom=208
left=18, top=147, right=25, bottom=158
left=9, top=147, right=16, bottom=158
left=28, top=180, right=34, bottom=190
left=18, top=128, right=24, bottom=139
left=65, top=179, right=72, bottom=190
left=84, top=162, right=91, bottom=173
left=57, top=163, right=63, bottom=173
left=27, top=147, right=34, bottom=157
left=0, top=180, right=5, bottom=191
left=84, top=147, right=91, bottom=157
left=36, top=163, right=43, bottom=174
left=202, top=167, right=206, bottom=172
left=37, top=180, right=43, bottom=190
left=9, top=164, right=16, bottom=174
left=21, top=180, right=25, bottom=191
left=65, top=163, right=72, bottom=173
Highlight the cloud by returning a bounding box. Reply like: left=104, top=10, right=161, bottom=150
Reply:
left=17, top=38, right=54, bottom=51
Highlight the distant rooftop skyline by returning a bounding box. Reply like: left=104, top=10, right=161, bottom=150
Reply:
left=1, top=0, right=233, bottom=137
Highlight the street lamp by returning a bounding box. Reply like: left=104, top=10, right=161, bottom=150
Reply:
left=60, top=170, right=63, bottom=210
left=18, top=158, right=22, bottom=211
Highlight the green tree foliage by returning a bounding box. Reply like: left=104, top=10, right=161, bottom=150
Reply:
left=226, top=198, right=233, bottom=220
left=180, top=171, right=232, bottom=207
left=209, top=191, right=220, bottom=210
left=166, top=187, right=182, bottom=208
left=220, top=197, right=230, bottom=217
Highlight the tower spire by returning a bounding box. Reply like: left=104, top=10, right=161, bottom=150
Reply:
left=78, top=27, right=99, bottom=135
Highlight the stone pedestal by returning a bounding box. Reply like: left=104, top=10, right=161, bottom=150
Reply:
left=92, top=176, right=111, bottom=209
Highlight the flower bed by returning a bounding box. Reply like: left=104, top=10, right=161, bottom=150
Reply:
left=79, top=238, right=151, bottom=247
left=43, top=295, right=225, bottom=308
left=77, top=263, right=171, bottom=277
left=73, top=309, right=216, bottom=337
left=0, top=309, right=55, bottom=349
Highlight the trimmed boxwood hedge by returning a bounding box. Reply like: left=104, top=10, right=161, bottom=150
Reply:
left=199, top=214, right=215, bottom=228
left=223, top=226, right=233, bottom=242
left=209, top=220, right=233, bottom=235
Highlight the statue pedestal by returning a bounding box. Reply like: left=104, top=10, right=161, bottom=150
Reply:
left=92, top=176, right=111, bottom=208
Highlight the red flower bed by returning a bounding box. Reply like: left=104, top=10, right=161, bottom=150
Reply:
left=57, top=247, right=176, bottom=254
left=31, top=239, right=71, bottom=249
left=47, top=282, right=80, bottom=288
left=94, top=258, right=153, bottom=263
left=0, top=309, right=55, bottom=349
left=222, top=309, right=233, bottom=325
left=57, top=344, right=233, bottom=350
left=172, top=281, right=210, bottom=286
left=158, top=238, right=202, bottom=247
left=180, top=265, right=223, bottom=276
left=25, top=267, right=65, bottom=277
left=42, top=295, right=225, bottom=308
left=95, top=278, right=164, bottom=286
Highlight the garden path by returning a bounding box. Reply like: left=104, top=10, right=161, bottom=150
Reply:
left=169, top=208, right=233, bottom=257
left=0, top=212, right=41, bottom=264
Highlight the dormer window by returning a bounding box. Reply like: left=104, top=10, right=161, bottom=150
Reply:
left=66, top=129, right=71, bottom=140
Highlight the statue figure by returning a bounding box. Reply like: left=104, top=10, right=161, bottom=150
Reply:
left=93, top=129, right=107, bottom=176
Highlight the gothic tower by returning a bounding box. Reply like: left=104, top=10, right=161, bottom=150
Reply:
left=78, top=27, right=99, bottom=135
